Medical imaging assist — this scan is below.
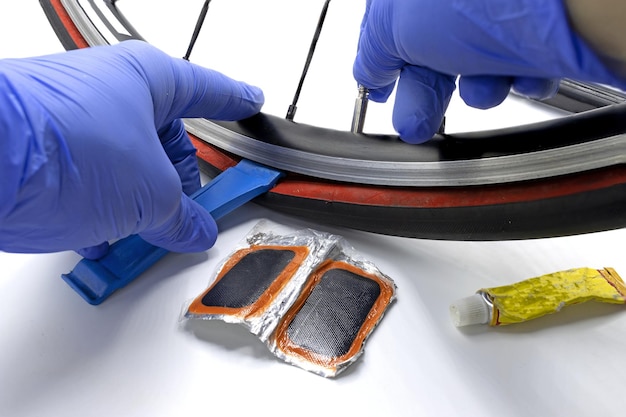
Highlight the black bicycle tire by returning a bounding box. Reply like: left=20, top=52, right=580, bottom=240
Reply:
left=39, top=0, right=626, bottom=240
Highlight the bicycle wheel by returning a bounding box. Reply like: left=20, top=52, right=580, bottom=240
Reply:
left=40, top=0, right=626, bottom=240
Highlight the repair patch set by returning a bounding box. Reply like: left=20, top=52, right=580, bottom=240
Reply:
left=184, top=220, right=397, bottom=377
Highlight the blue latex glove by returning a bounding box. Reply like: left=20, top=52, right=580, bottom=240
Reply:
left=0, top=40, right=264, bottom=259
left=353, top=0, right=626, bottom=143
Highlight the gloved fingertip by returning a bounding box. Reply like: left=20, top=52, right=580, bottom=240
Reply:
left=512, top=77, right=560, bottom=100
left=459, top=75, right=511, bottom=109
left=367, top=83, right=396, bottom=102
left=140, top=195, right=218, bottom=254
left=166, top=60, right=265, bottom=121
left=242, top=83, right=265, bottom=111
left=76, top=242, right=110, bottom=260
left=395, top=114, right=443, bottom=144
left=211, top=80, right=265, bottom=120
left=392, top=65, right=456, bottom=144
left=352, top=50, right=401, bottom=103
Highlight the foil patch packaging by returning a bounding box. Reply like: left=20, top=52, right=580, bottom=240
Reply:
left=184, top=220, right=397, bottom=377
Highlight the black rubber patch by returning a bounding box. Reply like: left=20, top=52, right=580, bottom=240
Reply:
left=202, top=249, right=296, bottom=309
left=286, top=268, right=381, bottom=358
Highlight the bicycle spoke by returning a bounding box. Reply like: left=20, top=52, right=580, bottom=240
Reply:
left=286, top=0, right=331, bottom=121
left=183, top=0, right=211, bottom=61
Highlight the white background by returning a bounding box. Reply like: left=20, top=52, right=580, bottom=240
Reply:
left=2, top=2, right=626, bottom=417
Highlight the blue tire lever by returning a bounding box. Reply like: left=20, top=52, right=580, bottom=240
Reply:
left=62, top=159, right=284, bottom=305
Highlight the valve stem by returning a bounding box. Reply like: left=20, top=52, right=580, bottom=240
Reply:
left=351, top=86, right=369, bottom=134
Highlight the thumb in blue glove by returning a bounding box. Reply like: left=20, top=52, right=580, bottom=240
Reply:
left=353, top=0, right=626, bottom=144
left=0, top=40, right=264, bottom=259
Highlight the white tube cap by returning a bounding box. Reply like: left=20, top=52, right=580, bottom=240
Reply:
left=449, top=293, right=491, bottom=327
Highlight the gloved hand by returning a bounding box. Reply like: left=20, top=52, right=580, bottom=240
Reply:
left=353, top=0, right=626, bottom=143
left=0, top=40, right=264, bottom=259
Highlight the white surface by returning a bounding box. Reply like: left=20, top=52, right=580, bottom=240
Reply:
left=2, top=3, right=626, bottom=417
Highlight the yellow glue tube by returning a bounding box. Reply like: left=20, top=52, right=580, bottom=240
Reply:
left=450, top=267, right=626, bottom=327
